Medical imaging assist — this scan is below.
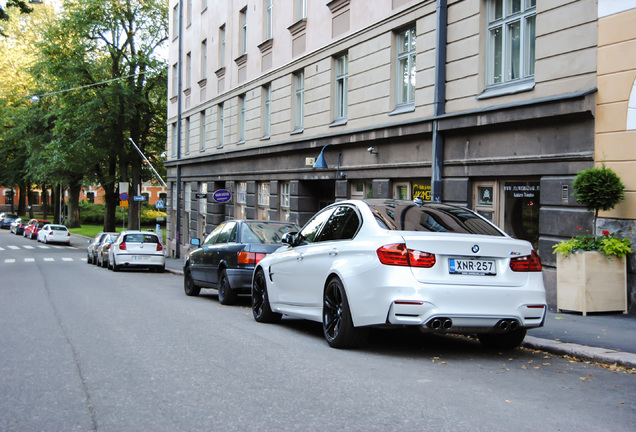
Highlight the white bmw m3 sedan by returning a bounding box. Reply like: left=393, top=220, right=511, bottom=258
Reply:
left=252, top=199, right=547, bottom=349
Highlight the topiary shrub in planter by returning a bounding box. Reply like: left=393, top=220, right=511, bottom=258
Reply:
left=553, top=166, right=631, bottom=315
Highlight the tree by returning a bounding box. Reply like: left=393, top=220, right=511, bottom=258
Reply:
left=0, top=0, right=33, bottom=36
left=31, top=0, right=168, bottom=230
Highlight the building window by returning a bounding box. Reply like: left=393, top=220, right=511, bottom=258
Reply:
left=263, top=84, right=271, bottom=138
left=293, top=70, right=304, bottom=131
left=201, top=0, right=207, bottom=11
left=396, top=26, right=416, bottom=106
left=172, top=63, right=178, bottom=96
left=200, top=110, right=206, bottom=151
left=239, top=94, right=246, bottom=143
left=240, top=7, right=247, bottom=55
left=172, top=183, right=177, bottom=211
left=173, top=3, right=179, bottom=38
left=334, top=53, right=348, bottom=121
left=219, top=25, right=226, bottom=68
left=296, top=0, right=307, bottom=21
left=351, top=181, right=372, bottom=199
left=171, top=122, right=178, bottom=156
left=201, top=39, right=207, bottom=80
left=186, top=0, right=192, bottom=26
left=257, top=182, right=270, bottom=220
left=265, top=0, right=273, bottom=40
left=199, top=182, right=207, bottom=215
left=185, top=52, right=191, bottom=89
left=217, top=102, right=224, bottom=148
left=185, top=182, right=192, bottom=215
left=236, top=181, right=247, bottom=219
left=185, top=117, right=191, bottom=154
left=280, top=182, right=290, bottom=221
left=487, top=0, right=536, bottom=86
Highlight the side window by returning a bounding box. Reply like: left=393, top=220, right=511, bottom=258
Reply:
left=203, top=224, right=225, bottom=245
left=215, top=222, right=237, bottom=244
left=317, top=206, right=360, bottom=242
left=297, top=207, right=335, bottom=245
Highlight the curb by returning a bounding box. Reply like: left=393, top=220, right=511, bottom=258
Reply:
left=523, top=335, right=636, bottom=369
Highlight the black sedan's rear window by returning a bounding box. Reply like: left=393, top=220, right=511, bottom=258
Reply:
left=366, top=200, right=504, bottom=236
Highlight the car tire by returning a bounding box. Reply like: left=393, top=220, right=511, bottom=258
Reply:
left=112, top=257, right=120, bottom=272
left=477, top=328, right=527, bottom=350
left=156, top=265, right=165, bottom=273
left=184, top=267, right=201, bottom=296
left=252, top=269, right=281, bottom=323
left=322, top=277, right=367, bottom=349
left=102, top=257, right=108, bottom=268
left=217, top=269, right=237, bottom=305
left=87, top=254, right=92, bottom=264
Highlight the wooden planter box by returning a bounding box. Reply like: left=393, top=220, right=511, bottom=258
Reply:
left=556, top=252, right=628, bottom=316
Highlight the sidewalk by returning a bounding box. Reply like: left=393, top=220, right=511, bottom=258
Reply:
left=163, top=256, right=636, bottom=368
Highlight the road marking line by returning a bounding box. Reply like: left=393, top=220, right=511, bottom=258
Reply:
left=0, top=246, right=4, bottom=251
left=24, top=258, right=35, bottom=262
left=23, top=245, right=34, bottom=249
left=4, top=259, right=15, bottom=263
left=38, top=245, right=50, bottom=249
left=43, top=258, right=54, bottom=262
left=7, top=245, right=19, bottom=250
left=62, top=258, right=73, bottom=262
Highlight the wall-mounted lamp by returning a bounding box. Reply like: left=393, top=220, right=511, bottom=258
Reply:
left=313, top=143, right=341, bottom=179
left=367, top=146, right=378, bottom=155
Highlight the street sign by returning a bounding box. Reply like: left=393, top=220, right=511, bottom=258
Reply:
left=155, top=200, right=164, bottom=209
left=133, top=195, right=146, bottom=201
left=195, top=193, right=207, bottom=199
left=120, top=200, right=129, bottom=207
left=213, top=189, right=232, bottom=203
left=120, top=192, right=129, bottom=201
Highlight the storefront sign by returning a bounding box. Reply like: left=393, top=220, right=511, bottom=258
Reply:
left=213, top=189, right=232, bottom=203
left=412, top=182, right=431, bottom=202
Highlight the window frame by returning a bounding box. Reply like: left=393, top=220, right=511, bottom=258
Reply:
left=262, top=83, right=272, bottom=138
left=486, top=0, right=536, bottom=88
left=201, top=39, right=207, bottom=80
left=334, top=53, right=348, bottom=121
left=200, top=110, right=206, bottom=151
left=396, top=25, right=416, bottom=107
left=293, top=70, right=304, bottom=132
left=238, top=94, right=246, bottom=143
left=217, top=102, right=224, bottom=148
left=240, top=7, right=247, bottom=55
left=265, top=0, right=273, bottom=40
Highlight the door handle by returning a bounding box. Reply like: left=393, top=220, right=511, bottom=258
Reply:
left=329, top=249, right=339, bottom=256
left=297, top=253, right=304, bottom=261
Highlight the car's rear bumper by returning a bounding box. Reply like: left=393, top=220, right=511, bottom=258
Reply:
left=226, top=268, right=254, bottom=293
left=114, top=253, right=165, bottom=267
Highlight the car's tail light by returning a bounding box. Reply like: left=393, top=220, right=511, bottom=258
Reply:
left=510, top=250, right=543, bottom=272
left=105, top=244, right=112, bottom=250
left=119, top=242, right=127, bottom=250
left=377, top=243, right=436, bottom=268
left=67, top=232, right=71, bottom=237
left=238, top=251, right=267, bottom=265
left=48, top=231, right=54, bottom=235
left=156, top=243, right=163, bottom=251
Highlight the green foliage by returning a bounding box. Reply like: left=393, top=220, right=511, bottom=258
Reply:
left=572, top=166, right=625, bottom=213
left=553, top=230, right=632, bottom=258
left=78, top=201, right=166, bottom=226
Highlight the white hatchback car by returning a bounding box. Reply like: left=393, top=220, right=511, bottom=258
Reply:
left=36, top=224, right=71, bottom=245
left=252, top=199, right=547, bottom=349
left=108, top=230, right=165, bottom=272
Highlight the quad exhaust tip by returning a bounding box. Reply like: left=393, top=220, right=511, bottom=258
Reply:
left=496, top=319, right=519, bottom=332
left=428, top=318, right=453, bottom=330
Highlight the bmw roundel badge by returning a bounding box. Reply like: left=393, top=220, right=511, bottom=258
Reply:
left=471, top=245, right=480, bottom=254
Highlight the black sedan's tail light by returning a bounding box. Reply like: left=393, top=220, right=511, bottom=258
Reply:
left=238, top=251, right=266, bottom=265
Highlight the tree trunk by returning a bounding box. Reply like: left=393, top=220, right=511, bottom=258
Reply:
left=17, top=183, right=26, bottom=216
left=67, top=179, right=82, bottom=228
left=52, top=186, right=60, bottom=224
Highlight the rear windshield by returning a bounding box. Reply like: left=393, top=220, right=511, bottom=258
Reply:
left=124, top=233, right=159, bottom=243
left=50, top=226, right=67, bottom=231
left=367, top=200, right=504, bottom=236
left=240, top=222, right=299, bottom=244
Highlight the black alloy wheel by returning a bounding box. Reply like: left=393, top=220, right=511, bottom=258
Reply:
left=322, top=277, right=367, bottom=349
left=251, top=269, right=281, bottom=323
left=217, top=270, right=237, bottom=305
left=183, top=267, right=201, bottom=296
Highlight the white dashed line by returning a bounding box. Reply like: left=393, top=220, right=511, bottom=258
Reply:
left=24, top=258, right=35, bottom=263
left=4, top=259, right=15, bottom=263
left=43, top=258, right=55, bottom=262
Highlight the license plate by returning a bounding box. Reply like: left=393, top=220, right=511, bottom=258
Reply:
left=449, top=258, right=496, bottom=275
left=133, top=256, right=147, bottom=261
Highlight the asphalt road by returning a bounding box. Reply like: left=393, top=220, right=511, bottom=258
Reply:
left=1, top=230, right=635, bottom=431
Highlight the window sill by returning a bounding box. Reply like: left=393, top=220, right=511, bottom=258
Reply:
left=260, top=134, right=271, bottom=141
left=290, top=127, right=304, bottom=135
left=329, top=118, right=347, bottom=127
left=388, top=103, right=415, bottom=116
left=236, top=139, right=246, bottom=145
left=476, top=80, right=535, bottom=100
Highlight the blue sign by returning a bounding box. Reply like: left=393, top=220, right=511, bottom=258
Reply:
left=119, top=192, right=129, bottom=201
left=133, top=195, right=146, bottom=201
left=213, top=189, right=232, bottom=203
left=155, top=200, right=164, bottom=209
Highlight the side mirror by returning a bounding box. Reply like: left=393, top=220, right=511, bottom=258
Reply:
left=281, top=232, right=296, bottom=246
left=190, top=238, right=201, bottom=247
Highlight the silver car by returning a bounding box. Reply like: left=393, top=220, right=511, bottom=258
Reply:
left=108, top=230, right=165, bottom=272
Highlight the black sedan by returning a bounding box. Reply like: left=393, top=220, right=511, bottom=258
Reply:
left=183, top=220, right=299, bottom=305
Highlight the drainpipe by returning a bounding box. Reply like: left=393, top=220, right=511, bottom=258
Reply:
left=431, top=0, right=447, bottom=203
left=175, top=0, right=183, bottom=258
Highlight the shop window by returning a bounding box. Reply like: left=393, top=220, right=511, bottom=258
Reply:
left=257, top=182, right=270, bottom=220
left=236, top=181, right=247, bottom=219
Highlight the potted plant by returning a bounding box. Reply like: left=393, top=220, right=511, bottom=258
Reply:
left=553, top=165, right=631, bottom=315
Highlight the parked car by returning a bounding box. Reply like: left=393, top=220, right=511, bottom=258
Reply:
left=87, top=232, right=118, bottom=264
left=36, top=224, right=71, bottom=245
left=10, top=218, right=24, bottom=235
left=23, top=219, right=51, bottom=239
left=108, top=230, right=165, bottom=272
left=0, top=213, right=17, bottom=229
left=183, top=220, right=300, bottom=304
left=97, top=233, right=119, bottom=268
left=251, top=199, right=547, bottom=349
